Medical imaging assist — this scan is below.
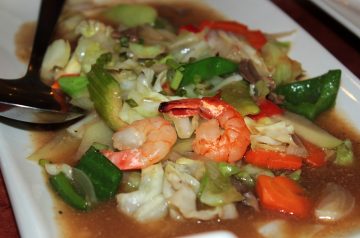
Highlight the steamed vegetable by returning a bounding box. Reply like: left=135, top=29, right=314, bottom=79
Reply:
left=275, top=70, right=341, bottom=120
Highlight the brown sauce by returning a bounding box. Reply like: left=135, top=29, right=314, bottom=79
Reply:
left=26, top=2, right=360, bottom=238
left=14, top=22, right=36, bottom=63
left=42, top=109, right=360, bottom=238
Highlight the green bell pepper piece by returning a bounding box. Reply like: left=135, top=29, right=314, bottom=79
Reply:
left=275, top=69, right=341, bottom=120
left=50, top=172, right=90, bottom=211
left=76, top=146, right=123, bottom=201
left=179, top=56, right=238, bottom=88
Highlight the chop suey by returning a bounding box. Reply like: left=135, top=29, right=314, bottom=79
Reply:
left=28, top=1, right=360, bottom=237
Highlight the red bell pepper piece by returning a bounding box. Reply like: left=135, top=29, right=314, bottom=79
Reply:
left=250, top=99, right=283, bottom=120
left=302, top=139, right=327, bottom=167
left=199, top=20, right=267, bottom=50
left=178, top=20, right=267, bottom=50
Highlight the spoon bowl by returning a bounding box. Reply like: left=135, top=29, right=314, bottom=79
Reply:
left=0, top=0, right=85, bottom=124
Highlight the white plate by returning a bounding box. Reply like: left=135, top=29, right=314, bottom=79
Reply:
left=310, top=0, right=360, bottom=38
left=0, top=0, right=360, bottom=237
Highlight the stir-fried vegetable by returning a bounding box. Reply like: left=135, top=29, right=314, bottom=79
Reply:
left=101, top=4, right=157, bottom=27
left=37, top=2, right=357, bottom=232
left=275, top=70, right=341, bottom=120
left=179, top=56, right=238, bottom=88
left=256, top=175, right=312, bottom=218
left=245, top=149, right=302, bottom=170
left=87, top=53, right=126, bottom=130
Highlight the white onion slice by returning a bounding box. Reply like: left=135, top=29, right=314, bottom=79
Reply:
left=315, top=183, right=355, bottom=222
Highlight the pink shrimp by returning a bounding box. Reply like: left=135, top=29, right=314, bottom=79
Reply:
left=102, top=117, right=177, bottom=170
left=159, top=96, right=250, bottom=162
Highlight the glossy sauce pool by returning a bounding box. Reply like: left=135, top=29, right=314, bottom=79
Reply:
left=19, top=2, right=360, bottom=238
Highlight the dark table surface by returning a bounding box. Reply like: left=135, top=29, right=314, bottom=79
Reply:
left=1, top=0, right=359, bottom=237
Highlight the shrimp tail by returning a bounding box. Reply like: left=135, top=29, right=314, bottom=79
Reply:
left=159, top=98, right=201, bottom=117
left=102, top=150, right=144, bottom=170
left=159, top=95, right=225, bottom=119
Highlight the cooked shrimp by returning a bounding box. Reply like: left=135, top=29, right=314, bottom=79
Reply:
left=159, top=96, right=250, bottom=162
left=102, top=117, right=177, bottom=170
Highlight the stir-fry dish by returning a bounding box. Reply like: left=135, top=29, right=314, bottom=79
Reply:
left=29, top=1, right=360, bottom=237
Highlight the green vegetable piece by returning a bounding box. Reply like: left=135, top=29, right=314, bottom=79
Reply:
left=261, top=41, right=302, bottom=85
left=102, top=4, right=157, bottom=27
left=199, top=161, right=243, bottom=207
left=221, top=81, right=260, bottom=116
left=87, top=53, right=126, bottom=131
left=234, top=164, right=274, bottom=187
left=169, top=70, right=183, bottom=90
left=76, top=146, right=123, bottom=201
left=275, top=70, right=341, bottom=120
left=335, top=140, right=354, bottom=166
left=287, top=170, right=302, bottom=181
left=50, top=172, right=89, bottom=211
left=179, top=57, right=238, bottom=88
left=129, top=43, right=164, bottom=59
left=58, top=75, right=88, bottom=98
left=218, top=162, right=241, bottom=177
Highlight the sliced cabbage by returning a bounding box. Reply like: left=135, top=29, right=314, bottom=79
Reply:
left=164, top=159, right=238, bottom=220
left=125, top=69, right=169, bottom=118
left=116, top=164, right=168, bottom=223
left=73, top=20, right=117, bottom=73
left=261, top=41, right=302, bottom=85
left=170, top=31, right=212, bottom=62
left=40, top=39, right=71, bottom=81
left=245, top=117, right=308, bottom=157
left=199, top=161, right=243, bottom=207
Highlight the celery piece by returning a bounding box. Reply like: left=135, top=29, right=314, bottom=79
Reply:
left=87, top=54, right=126, bottom=131
left=58, top=75, right=88, bottom=98
left=221, top=81, right=260, bottom=116
left=102, top=4, right=157, bottom=27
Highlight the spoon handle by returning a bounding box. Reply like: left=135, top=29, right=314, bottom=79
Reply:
left=27, top=0, right=66, bottom=79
